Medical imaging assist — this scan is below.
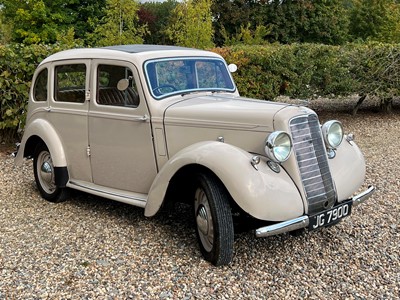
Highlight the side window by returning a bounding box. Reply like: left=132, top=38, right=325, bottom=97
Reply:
left=55, top=64, right=86, bottom=103
left=97, top=64, right=140, bottom=108
left=33, top=69, right=48, bottom=102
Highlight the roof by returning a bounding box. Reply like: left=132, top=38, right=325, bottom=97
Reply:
left=102, top=44, right=195, bottom=53
left=38, top=44, right=220, bottom=66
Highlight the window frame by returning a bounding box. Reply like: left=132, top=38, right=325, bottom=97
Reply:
left=53, top=63, right=87, bottom=104
left=32, top=68, right=49, bottom=102
left=96, top=64, right=140, bottom=108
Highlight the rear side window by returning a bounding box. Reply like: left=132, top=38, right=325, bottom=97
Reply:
left=54, top=64, right=86, bottom=103
left=33, top=69, right=48, bottom=102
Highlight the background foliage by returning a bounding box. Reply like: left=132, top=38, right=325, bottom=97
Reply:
left=1, top=42, right=399, bottom=141
left=1, top=0, right=400, bottom=141
left=87, top=0, right=147, bottom=46
left=0, top=44, right=65, bottom=141
left=165, top=0, right=214, bottom=48
left=214, top=43, right=400, bottom=105
left=2, top=0, right=400, bottom=46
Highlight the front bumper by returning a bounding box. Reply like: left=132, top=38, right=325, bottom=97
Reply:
left=255, top=185, right=375, bottom=238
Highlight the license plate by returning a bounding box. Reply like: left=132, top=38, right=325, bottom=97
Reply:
left=308, top=201, right=352, bottom=231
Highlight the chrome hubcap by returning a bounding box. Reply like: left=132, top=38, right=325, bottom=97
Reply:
left=41, top=161, right=53, bottom=182
left=37, top=151, right=56, bottom=194
left=194, top=188, right=214, bottom=252
left=196, top=205, right=209, bottom=235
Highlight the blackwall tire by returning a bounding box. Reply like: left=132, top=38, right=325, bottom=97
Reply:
left=194, top=172, right=234, bottom=266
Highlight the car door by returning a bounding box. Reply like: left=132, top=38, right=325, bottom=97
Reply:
left=88, top=60, right=157, bottom=194
left=47, top=60, right=92, bottom=182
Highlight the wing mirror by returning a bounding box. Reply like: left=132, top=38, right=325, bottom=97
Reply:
left=117, top=79, right=129, bottom=91
left=228, top=64, right=238, bottom=73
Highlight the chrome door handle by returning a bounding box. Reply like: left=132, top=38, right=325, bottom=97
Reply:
left=136, top=114, right=149, bottom=121
left=44, top=106, right=52, bottom=112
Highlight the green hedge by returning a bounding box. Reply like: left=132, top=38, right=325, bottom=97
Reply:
left=0, top=44, right=66, bottom=142
left=1, top=43, right=399, bottom=142
left=213, top=43, right=400, bottom=104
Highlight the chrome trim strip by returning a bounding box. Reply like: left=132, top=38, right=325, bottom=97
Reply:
left=255, top=186, right=375, bottom=238
left=352, top=185, right=375, bottom=207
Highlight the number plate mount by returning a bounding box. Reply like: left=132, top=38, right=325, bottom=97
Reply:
left=308, top=200, right=353, bottom=231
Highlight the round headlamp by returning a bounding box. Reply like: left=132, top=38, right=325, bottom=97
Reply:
left=322, top=120, right=343, bottom=149
left=265, top=131, right=292, bottom=163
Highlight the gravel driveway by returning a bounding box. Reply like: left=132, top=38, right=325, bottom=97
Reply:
left=0, top=99, right=399, bottom=299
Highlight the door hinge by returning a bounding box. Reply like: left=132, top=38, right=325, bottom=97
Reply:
left=86, top=146, right=91, bottom=157
left=85, top=90, right=91, bottom=101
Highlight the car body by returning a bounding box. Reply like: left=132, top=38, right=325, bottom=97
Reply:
left=15, top=45, right=375, bottom=266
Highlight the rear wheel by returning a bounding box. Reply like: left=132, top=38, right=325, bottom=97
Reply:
left=33, top=144, right=69, bottom=203
left=194, top=173, right=234, bottom=266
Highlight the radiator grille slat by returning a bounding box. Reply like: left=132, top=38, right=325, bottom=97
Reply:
left=290, top=115, right=336, bottom=214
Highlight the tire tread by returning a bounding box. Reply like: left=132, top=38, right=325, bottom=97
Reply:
left=195, top=172, right=234, bottom=266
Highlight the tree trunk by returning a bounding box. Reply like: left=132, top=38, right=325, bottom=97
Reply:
left=380, top=98, right=393, bottom=113
left=352, top=94, right=367, bottom=115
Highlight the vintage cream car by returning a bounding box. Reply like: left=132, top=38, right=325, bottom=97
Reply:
left=15, top=45, right=374, bottom=266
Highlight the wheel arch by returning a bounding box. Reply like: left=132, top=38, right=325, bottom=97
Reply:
left=144, top=141, right=304, bottom=221
left=15, top=119, right=67, bottom=167
left=162, top=163, right=230, bottom=205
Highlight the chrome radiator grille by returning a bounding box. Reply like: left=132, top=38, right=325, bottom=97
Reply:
left=290, top=115, right=336, bottom=215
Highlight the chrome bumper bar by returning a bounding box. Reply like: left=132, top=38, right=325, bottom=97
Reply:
left=255, top=185, right=375, bottom=238
left=351, top=185, right=376, bottom=207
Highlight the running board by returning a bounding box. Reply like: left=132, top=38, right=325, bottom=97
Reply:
left=68, top=180, right=147, bottom=208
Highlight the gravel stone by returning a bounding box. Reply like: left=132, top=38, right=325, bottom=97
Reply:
left=0, top=97, right=399, bottom=299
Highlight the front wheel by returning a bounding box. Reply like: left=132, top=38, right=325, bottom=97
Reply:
left=33, top=144, right=69, bottom=203
left=194, top=173, right=234, bottom=266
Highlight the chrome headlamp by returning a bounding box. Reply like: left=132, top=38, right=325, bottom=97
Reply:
left=265, top=131, right=292, bottom=163
left=322, top=120, right=343, bottom=149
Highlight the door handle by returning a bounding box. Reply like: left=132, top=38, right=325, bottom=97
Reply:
left=44, top=106, right=52, bottom=112
left=135, top=114, right=149, bottom=122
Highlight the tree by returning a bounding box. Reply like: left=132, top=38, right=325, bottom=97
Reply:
left=265, top=0, right=350, bottom=45
left=88, top=0, right=147, bottom=46
left=72, top=0, right=107, bottom=42
left=139, top=0, right=179, bottom=45
left=349, top=0, right=400, bottom=43
left=0, top=0, right=106, bottom=44
left=11, top=0, right=59, bottom=44
left=222, top=23, right=271, bottom=46
left=0, top=10, right=13, bottom=44
left=212, top=0, right=264, bottom=46
left=166, top=0, right=214, bottom=49
left=380, top=2, right=400, bottom=43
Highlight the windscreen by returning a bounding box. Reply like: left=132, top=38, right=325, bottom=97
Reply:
left=145, top=57, right=235, bottom=99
